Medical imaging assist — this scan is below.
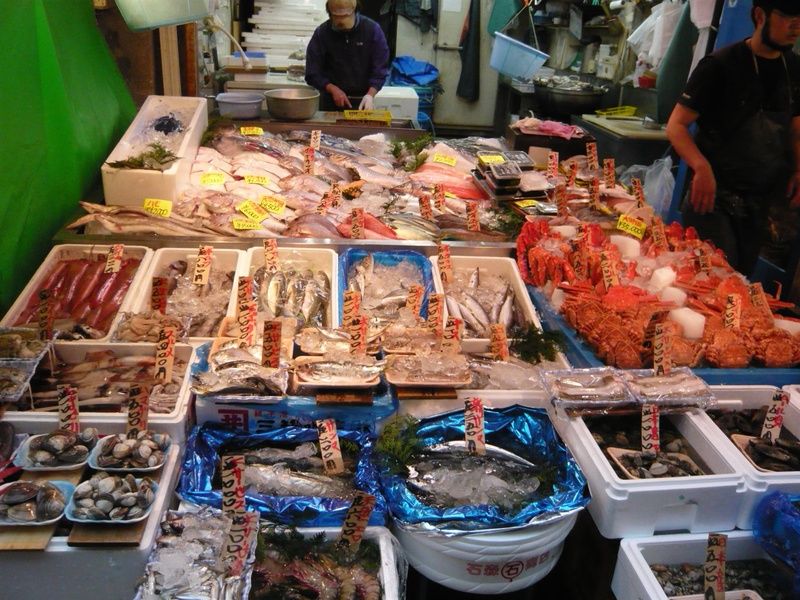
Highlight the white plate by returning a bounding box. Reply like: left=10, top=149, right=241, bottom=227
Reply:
left=65, top=479, right=158, bottom=525
left=87, top=435, right=170, bottom=473
left=13, top=434, right=90, bottom=471
left=0, top=480, right=74, bottom=526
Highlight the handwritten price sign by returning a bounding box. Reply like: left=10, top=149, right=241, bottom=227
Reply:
left=151, top=277, right=169, bottom=314
left=489, top=324, right=509, bottom=361
left=761, top=391, right=789, bottom=444
left=153, top=326, right=177, bottom=382
left=104, top=244, right=124, bottom=274
left=704, top=533, right=727, bottom=600
left=437, top=243, right=453, bottom=284
left=603, top=158, right=615, bottom=189
left=193, top=246, right=213, bottom=286
left=316, top=418, right=345, bottom=475
left=37, top=289, right=54, bottom=341
left=126, top=384, right=149, bottom=438
left=348, top=315, right=368, bottom=356
left=464, top=398, right=486, bottom=456
left=442, top=317, right=462, bottom=354
left=641, top=404, right=660, bottom=455
left=419, top=194, right=433, bottom=220
left=261, top=320, right=282, bottom=368
left=723, top=294, right=742, bottom=330
left=57, top=385, right=80, bottom=433
left=433, top=184, right=445, bottom=210
left=221, top=454, right=246, bottom=516
left=263, top=239, right=279, bottom=273
left=405, top=285, right=424, bottom=319
left=343, top=290, right=362, bottom=325
left=426, top=294, right=444, bottom=337
left=547, top=151, right=559, bottom=179
left=338, top=492, right=376, bottom=552
left=586, top=142, right=599, bottom=171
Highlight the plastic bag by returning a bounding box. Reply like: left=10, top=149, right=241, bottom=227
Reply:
left=649, top=1, right=684, bottom=68
left=619, top=157, right=675, bottom=220
left=627, top=2, right=661, bottom=56
left=388, top=55, right=440, bottom=87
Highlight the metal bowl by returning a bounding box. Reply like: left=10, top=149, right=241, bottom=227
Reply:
left=264, top=88, right=320, bottom=120
left=537, top=87, right=606, bottom=116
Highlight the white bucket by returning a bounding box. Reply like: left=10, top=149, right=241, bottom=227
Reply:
left=394, top=511, right=579, bottom=594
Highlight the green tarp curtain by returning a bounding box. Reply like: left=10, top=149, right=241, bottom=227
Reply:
left=0, top=0, right=136, bottom=314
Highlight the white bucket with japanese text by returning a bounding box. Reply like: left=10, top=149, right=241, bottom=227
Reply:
left=393, top=511, right=579, bottom=594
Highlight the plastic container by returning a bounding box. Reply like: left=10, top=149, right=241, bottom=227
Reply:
left=1, top=244, right=153, bottom=343
left=687, top=385, right=800, bottom=530
left=215, top=92, right=265, bottom=119
left=394, top=512, right=579, bottom=594
left=101, top=95, right=208, bottom=206
left=612, top=530, right=780, bottom=600
left=374, top=86, right=419, bottom=121
left=1, top=342, right=195, bottom=442
left=116, top=0, right=212, bottom=31
left=557, top=410, right=747, bottom=538
left=490, top=32, right=549, bottom=80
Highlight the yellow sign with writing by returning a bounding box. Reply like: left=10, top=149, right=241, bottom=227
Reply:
left=142, top=198, right=172, bottom=218
left=343, top=109, right=392, bottom=125
left=259, top=195, right=286, bottom=215
left=433, top=154, right=457, bottom=167
left=245, top=175, right=271, bottom=187
left=478, top=154, right=505, bottom=166
left=239, top=126, right=263, bottom=136
left=616, top=214, right=647, bottom=239
left=232, top=219, right=262, bottom=230
left=515, top=199, right=539, bottom=209
left=200, top=172, right=226, bottom=186
left=237, top=200, right=269, bottom=223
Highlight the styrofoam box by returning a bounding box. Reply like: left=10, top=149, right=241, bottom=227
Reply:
left=612, top=530, right=778, bottom=600
left=244, top=246, right=339, bottom=329
left=688, top=385, right=800, bottom=530
left=557, top=410, right=747, bottom=539
left=1, top=244, right=154, bottom=343
left=2, top=342, right=195, bottom=442
left=122, top=247, right=246, bottom=346
left=374, top=86, right=420, bottom=121
left=101, top=95, right=208, bottom=206
left=0, top=443, right=181, bottom=600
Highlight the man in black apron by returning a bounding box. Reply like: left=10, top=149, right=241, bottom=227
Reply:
left=666, top=0, right=800, bottom=277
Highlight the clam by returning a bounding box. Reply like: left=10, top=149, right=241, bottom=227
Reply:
left=0, top=481, right=39, bottom=504
left=41, top=431, right=77, bottom=454
left=8, top=501, right=38, bottom=522
left=58, top=445, right=89, bottom=464
left=95, top=432, right=170, bottom=470
left=79, top=428, right=99, bottom=448
left=109, top=506, right=128, bottom=520
left=73, top=480, right=94, bottom=499
left=28, top=428, right=97, bottom=467
left=31, top=450, right=58, bottom=467
left=76, top=498, right=95, bottom=509
left=36, top=484, right=65, bottom=520
left=97, top=477, right=117, bottom=495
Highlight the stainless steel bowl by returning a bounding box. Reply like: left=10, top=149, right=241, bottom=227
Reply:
left=537, top=87, right=606, bottom=116
left=264, top=88, right=320, bottom=120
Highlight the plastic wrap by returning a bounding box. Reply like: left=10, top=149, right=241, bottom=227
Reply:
left=621, top=367, right=715, bottom=409
left=190, top=342, right=289, bottom=400
left=179, top=424, right=388, bottom=527
left=542, top=367, right=635, bottom=416
left=753, top=491, right=800, bottom=594
left=0, top=328, right=52, bottom=362
left=378, top=405, right=589, bottom=531
left=0, top=360, right=38, bottom=404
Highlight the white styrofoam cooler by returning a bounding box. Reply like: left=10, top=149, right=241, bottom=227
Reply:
left=374, top=86, right=420, bottom=121
left=101, top=95, right=208, bottom=206
left=244, top=246, right=339, bottom=329
left=558, top=410, right=747, bottom=539
left=2, top=342, right=195, bottom=442
left=1, top=244, right=154, bottom=342
left=612, top=530, right=779, bottom=600
left=0, top=443, right=181, bottom=600
left=687, top=385, right=800, bottom=530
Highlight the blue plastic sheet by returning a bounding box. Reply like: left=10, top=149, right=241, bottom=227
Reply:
left=388, top=55, right=440, bottom=87
left=179, top=423, right=387, bottom=527
left=338, top=248, right=435, bottom=323
left=753, top=490, right=800, bottom=594
left=378, top=405, right=589, bottom=530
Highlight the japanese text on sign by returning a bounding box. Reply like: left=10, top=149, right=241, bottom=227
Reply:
left=259, top=195, right=286, bottom=215
left=641, top=404, right=660, bottom=455
left=724, top=294, right=742, bottom=330
left=200, top=172, right=226, bottom=186
left=433, top=184, right=445, bottom=210
left=232, top=219, right=260, bottom=231
left=652, top=323, right=671, bottom=376
left=547, top=151, right=559, bottom=179
left=632, top=177, right=645, bottom=208
left=104, top=244, right=123, bottom=274
left=222, top=511, right=257, bottom=577
left=316, top=418, right=345, bottom=475
left=442, top=317, right=462, bottom=354
left=343, top=290, right=361, bottom=324
left=57, top=385, right=80, bottom=433
left=616, top=214, right=647, bottom=239
left=238, top=300, right=258, bottom=348
left=263, top=239, right=279, bottom=273
left=651, top=218, right=668, bottom=250
left=555, top=185, right=568, bottom=217
left=761, top=391, right=789, bottom=444
left=426, top=293, right=444, bottom=337
left=236, top=276, right=253, bottom=317
left=586, top=142, right=599, bottom=171
left=433, top=153, right=457, bottom=167
left=151, top=277, right=168, bottom=314
left=405, top=284, right=424, bottom=319
left=237, top=200, right=269, bottom=223
left=303, top=146, right=315, bottom=175
left=239, top=126, right=263, bottom=136
left=704, top=533, right=727, bottom=600
left=464, top=397, right=486, bottom=455
left=419, top=194, right=433, bottom=220
left=338, top=492, right=376, bottom=551
left=348, top=315, right=368, bottom=355
left=567, top=162, right=578, bottom=187
left=351, top=208, right=365, bottom=239
left=261, top=320, right=282, bottom=368
left=193, top=246, right=213, bottom=285
left=221, top=454, right=246, bottom=515
left=437, top=243, right=453, bottom=284
left=466, top=201, right=480, bottom=232
left=309, top=129, right=321, bottom=150
left=603, top=158, right=615, bottom=188
left=126, top=384, right=149, bottom=438
left=142, top=198, right=172, bottom=218
left=245, top=174, right=271, bottom=187
left=600, top=251, right=619, bottom=289
left=489, top=324, right=510, bottom=361
left=37, top=289, right=54, bottom=341
left=330, top=183, right=342, bottom=207
left=590, top=178, right=600, bottom=210
left=153, top=326, right=176, bottom=382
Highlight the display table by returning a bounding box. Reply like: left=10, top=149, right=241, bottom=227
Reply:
left=572, top=114, right=670, bottom=166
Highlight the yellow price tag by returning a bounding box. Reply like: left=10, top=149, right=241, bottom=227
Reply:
left=343, top=109, right=391, bottom=125
left=240, top=126, right=263, bottom=136
left=200, top=172, right=226, bottom=186
left=232, top=219, right=262, bottom=231
left=444, top=191, right=457, bottom=199
left=259, top=195, right=286, bottom=215
left=617, top=214, right=647, bottom=239
left=515, top=199, right=539, bottom=209
left=245, top=175, right=271, bottom=186
left=478, top=154, right=505, bottom=166
left=237, top=200, right=269, bottom=223
left=142, top=198, right=172, bottom=218
left=433, top=154, right=457, bottom=167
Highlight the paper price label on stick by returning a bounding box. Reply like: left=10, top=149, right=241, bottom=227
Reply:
left=641, top=404, right=660, bottom=455
left=617, top=214, right=647, bottom=239
left=343, top=290, right=362, bottom=324
left=239, top=126, right=263, bottom=136
left=303, top=146, right=315, bottom=175
left=600, top=251, right=619, bottom=289
left=590, top=177, right=601, bottom=210
left=466, top=201, right=480, bottom=232
left=724, top=294, right=742, bottom=329
left=316, top=418, right=345, bottom=475
left=695, top=248, right=712, bottom=273
left=437, top=243, right=453, bottom=284
left=153, top=326, right=176, bottom=382
left=489, top=324, right=510, bottom=361
left=193, top=246, right=213, bottom=285
left=652, top=323, right=671, bottom=376
left=555, top=185, right=568, bottom=217
left=316, top=193, right=333, bottom=215
left=236, top=276, right=253, bottom=316
left=547, top=151, right=559, bottom=179
left=350, top=208, right=365, bottom=239
left=237, top=301, right=258, bottom=348
left=426, top=293, right=444, bottom=336
left=761, top=390, right=789, bottom=444
left=309, top=129, right=321, bottom=150
left=586, top=142, right=599, bottom=171
left=259, top=195, right=286, bottom=215
left=200, top=172, right=226, bottom=186
left=57, top=385, right=80, bottom=433
left=348, top=315, right=368, bottom=355
left=651, top=218, right=668, bottom=250
left=232, top=219, right=262, bottom=231
left=330, top=183, right=343, bottom=208
left=222, top=511, right=258, bottom=577
left=151, top=277, right=168, bottom=314
left=632, top=177, right=645, bottom=208
left=567, top=162, right=578, bottom=187
left=442, top=317, right=462, bottom=353
left=263, top=239, right=279, bottom=273
left=142, top=198, right=172, bottom=218
left=37, top=289, right=54, bottom=341
left=405, top=285, right=424, bottom=319
left=221, top=454, right=246, bottom=516
left=338, top=491, right=376, bottom=551
left=126, top=384, right=149, bottom=439
left=104, top=244, right=124, bottom=274
left=262, top=320, right=282, bottom=368
left=704, top=533, right=727, bottom=600
left=464, top=398, right=486, bottom=456
left=419, top=194, right=433, bottom=220
left=433, top=184, right=445, bottom=210
left=749, top=282, right=771, bottom=315
left=603, top=158, right=616, bottom=188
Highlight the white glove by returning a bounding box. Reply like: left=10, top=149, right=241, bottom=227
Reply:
left=358, top=94, right=375, bottom=110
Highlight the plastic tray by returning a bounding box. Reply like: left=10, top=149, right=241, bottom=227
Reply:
left=0, top=480, right=74, bottom=527
left=87, top=434, right=171, bottom=473
left=65, top=479, right=159, bottom=525
left=13, top=434, right=90, bottom=472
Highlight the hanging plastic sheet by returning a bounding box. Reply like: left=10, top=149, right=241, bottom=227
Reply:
left=388, top=56, right=441, bottom=87
left=180, top=423, right=388, bottom=527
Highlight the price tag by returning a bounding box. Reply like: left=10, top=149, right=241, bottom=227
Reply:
left=466, top=201, right=480, bottom=232
left=695, top=248, right=712, bottom=273
left=104, top=244, right=124, bottom=274
left=433, top=153, right=457, bottom=167
left=433, top=184, right=445, bottom=210
left=600, top=251, right=619, bottom=289
left=316, top=192, right=333, bottom=215
left=749, top=282, right=771, bottom=316
left=200, top=172, right=226, bottom=186
left=603, top=158, right=616, bottom=189
left=244, top=174, right=271, bottom=187
left=236, top=276, right=253, bottom=317
left=239, top=126, right=263, bottom=136
left=586, top=142, right=599, bottom=171
left=232, top=219, right=261, bottom=231
left=126, top=384, right=149, bottom=438
left=348, top=314, right=368, bottom=355
left=263, top=239, right=279, bottom=273
left=515, top=199, right=539, bottom=209
left=653, top=323, right=672, bottom=376
left=193, top=245, right=213, bottom=285
left=309, top=129, right=321, bottom=150
left=261, top=320, right=282, bottom=368
left=464, top=397, right=486, bottom=456
left=343, top=109, right=392, bottom=125
left=303, top=146, right=315, bottom=175
left=405, top=284, right=424, bottom=319
left=142, top=198, right=172, bottom=218
left=704, top=533, right=727, bottom=600
left=723, top=294, right=742, bottom=329
left=150, top=277, right=169, bottom=314
left=237, top=200, right=269, bottom=223
left=489, top=324, right=510, bottom=361
left=761, top=390, right=789, bottom=444
left=419, top=194, right=433, bottom=220
left=350, top=208, right=365, bottom=239
left=651, top=218, right=668, bottom=251
left=590, top=177, right=601, bottom=210
left=546, top=151, right=559, bottom=179
left=237, top=300, right=258, bottom=348
left=641, top=403, right=660, bottom=455
left=442, top=316, right=462, bottom=353
left=222, top=511, right=258, bottom=578
left=37, top=289, right=54, bottom=341
left=632, top=177, right=645, bottom=208
left=616, top=214, right=647, bottom=239
left=330, top=183, right=343, bottom=207
left=338, top=491, right=376, bottom=552
left=316, top=418, right=345, bottom=475
left=567, top=162, right=578, bottom=187
left=555, top=184, right=568, bottom=217
left=221, top=454, right=246, bottom=516
left=153, top=326, right=177, bottom=382
left=479, top=154, right=505, bottom=166
left=57, top=385, right=80, bottom=433
left=343, top=291, right=362, bottom=328
left=437, top=243, right=453, bottom=285
left=426, top=293, right=444, bottom=336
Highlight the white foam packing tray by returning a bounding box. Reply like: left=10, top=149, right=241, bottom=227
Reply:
left=557, top=409, right=747, bottom=539
left=1, top=342, right=195, bottom=442
left=0, top=444, right=182, bottom=600
left=612, top=530, right=777, bottom=600
left=1, top=244, right=154, bottom=344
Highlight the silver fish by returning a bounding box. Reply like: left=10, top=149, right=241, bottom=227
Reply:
left=462, top=293, right=490, bottom=331
left=295, top=360, right=384, bottom=383
left=266, top=271, right=285, bottom=318
left=468, top=268, right=480, bottom=289
left=499, top=290, right=515, bottom=330
left=490, top=285, right=509, bottom=324
left=244, top=464, right=353, bottom=498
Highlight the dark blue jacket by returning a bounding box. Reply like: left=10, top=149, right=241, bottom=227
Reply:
left=305, top=14, right=389, bottom=98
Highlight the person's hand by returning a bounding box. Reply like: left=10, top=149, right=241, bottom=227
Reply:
left=690, top=162, right=716, bottom=214
left=326, top=84, right=351, bottom=108
left=358, top=94, right=374, bottom=110
left=787, top=170, right=800, bottom=208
